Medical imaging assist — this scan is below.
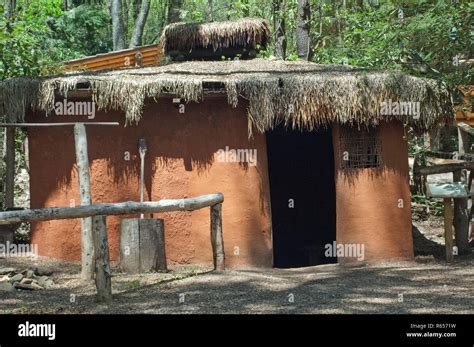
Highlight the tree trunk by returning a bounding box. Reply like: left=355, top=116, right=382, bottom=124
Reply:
left=296, top=0, right=311, bottom=60
left=207, top=0, right=214, bottom=22
left=111, top=0, right=126, bottom=51
left=122, top=0, right=129, bottom=39
left=133, top=0, right=141, bottom=21
left=334, top=0, right=342, bottom=46
left=130, top=0, right=150, bottom=47
left=4, top=0, right=16, bottom=20
left=167, top=0, right=183, bottom=24
left=273, top=0, right=286, bottom=59
left=242, top=0, right=249, bottom=17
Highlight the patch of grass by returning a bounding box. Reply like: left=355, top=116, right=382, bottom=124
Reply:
left=130, top=280, right=141, bottom=289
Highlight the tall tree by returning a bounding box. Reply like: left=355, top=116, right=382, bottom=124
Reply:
left=296, top=0, right=311, bottom=60
left=242, top=0, right=250, bottom=17
left=133, top=0, right=141, bottom=21
left=122, top=0, right=129, bottom=38
left=167, top=0, right=183, bottom=23
left=111, top=0, right=126, bottom=50
left=273, top=0, right=286, bottom=59
left=130, top=0, right=150, bottom=47
left=207, top=0, right=214, bottom=22
left=4, top=0, right=16, bottom=22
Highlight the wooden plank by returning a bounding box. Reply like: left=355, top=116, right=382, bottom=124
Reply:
left=74, top=123, right=94, bottom=281
left=0, top=122, right=119, bottom=127
left=415, top=162, right=474, bottom=176
left=210, top=203, right=225, bottom=271
left=92, top=215, right=112, bottom=303
left=453, top=170, right=470, bottom=255
left=4, top=127, right=15, bottom=209
left=457, top=122, right=474, bottom=136
left=458, top=127, right=470, bottom=156
left=443, top=199, right=454, bottom=262
left=0, top=193, right=225, bottom=224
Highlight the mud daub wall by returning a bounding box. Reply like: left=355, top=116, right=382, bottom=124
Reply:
left=27, top=96, right=273, bottom=268
left=333, top=122, right=414, bottom=263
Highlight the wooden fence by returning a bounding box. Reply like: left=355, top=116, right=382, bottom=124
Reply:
left=0, top=193, right=225, bottom=303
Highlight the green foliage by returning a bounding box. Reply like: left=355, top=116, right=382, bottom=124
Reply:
left=0, top=0, right=64, bottom=79
left=311, top=1, right=473, bottom=89
left=49, top=4, right=112, bottom=58
left=411, top=194, right=444, bottom=217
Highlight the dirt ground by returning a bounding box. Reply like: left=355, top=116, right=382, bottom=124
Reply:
left=0, top=257, right=473, bottom=314
left=0, top=217, right=473, bottom=314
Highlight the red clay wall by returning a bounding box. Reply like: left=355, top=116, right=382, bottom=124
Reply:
left=27, top=97, right=273, bottom=268
left=332, top=122, right=414, bottom=263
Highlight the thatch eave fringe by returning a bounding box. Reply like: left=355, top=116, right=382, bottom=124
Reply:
left=0, top=59, right=452, bottom=134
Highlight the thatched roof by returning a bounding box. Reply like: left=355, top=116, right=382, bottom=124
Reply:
left=0, top=58, right=452, bottom=135
left=160, top=18, right=271, bottom=55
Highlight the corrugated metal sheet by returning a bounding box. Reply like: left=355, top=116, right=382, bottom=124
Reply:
left=64, top=44, right=163, bottom=72
left=455, top=85, right=474, bottom=125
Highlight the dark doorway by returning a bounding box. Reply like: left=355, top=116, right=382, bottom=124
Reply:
left=266, top=125, right=336, bottom=268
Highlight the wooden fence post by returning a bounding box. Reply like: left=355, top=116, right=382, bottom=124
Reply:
left=443, top=199, right=454, bottom=262
left=4, top=127, right=15, bottom=209
left=92, top=215, right=112, bottom=303
left=453, top=170, right=470, bottom=255
left=74, top=123, right=94, bottom=281
left=210, top=203, right=225, bottom=271
left=458, top=125, right=470, bottom=156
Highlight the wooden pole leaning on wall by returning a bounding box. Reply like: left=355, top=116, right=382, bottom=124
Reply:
left=73, top=123, right=94, bottom=281
left=210, top=203, right=225, bottom=271
left=92, top=215, right=112, bottom=303
left=5, top=127, right=15, bottom=209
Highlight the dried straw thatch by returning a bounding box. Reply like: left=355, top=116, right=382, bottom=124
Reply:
left=160, top=18, right=271, bottom=55
left=0, top=58, right=452, bottom=136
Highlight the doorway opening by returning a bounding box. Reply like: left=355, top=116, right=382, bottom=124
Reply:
left=266, top=125, right=336, bottom=268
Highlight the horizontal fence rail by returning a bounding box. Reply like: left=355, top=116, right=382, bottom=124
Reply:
left=0, top=193, right=224, bottom=225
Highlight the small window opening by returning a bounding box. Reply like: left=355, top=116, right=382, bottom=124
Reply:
left=339, top=127, right=382, bottom=169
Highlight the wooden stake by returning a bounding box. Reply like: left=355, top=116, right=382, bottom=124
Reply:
left=453, top=170, right=469, bottom=255
left=443, top=198, right=454, bottom=262
left=4, top=127, right=15, bottom=209
left=458, top=126, right=470, bottom=156
left=210, top=203, right=225, bottom=271
left=92, top=215, right=112, bottom=303
left=73, top=123, right=94, bottom=281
